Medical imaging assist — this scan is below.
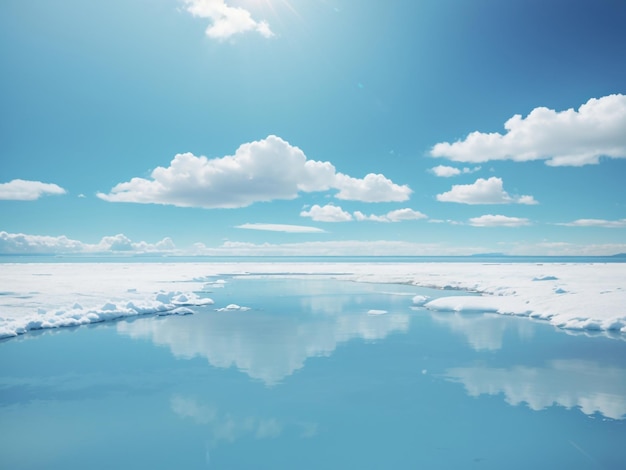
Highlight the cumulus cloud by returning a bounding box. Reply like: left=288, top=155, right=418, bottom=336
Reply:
left=182, top=0, right=273, bottom=40
left=557, top=218, right=626, bottom=228
left=98, top=136, right=410, bottom=208
left=334, top=173, right=411, bottom=202
left=430, top=94, right=626, bottom=166
left=436, top=177, right=538, bottom=205
left=0, top=231, right=176, bottom=255
left=0, top=179, right=66, bottom=201
left=300, top=204, right=353, bottom=222
left=354, top=208, right=427, bottom=223
left=235, top=223, right=325, bottom=233
left=429, top=165, right=481, bottom=177
left=299, top=204, right=427, bottom=223
left=469, top=214, right=531, bottom=227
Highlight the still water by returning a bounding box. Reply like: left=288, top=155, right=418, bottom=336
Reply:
left=1, top=277, right=625, bottom=469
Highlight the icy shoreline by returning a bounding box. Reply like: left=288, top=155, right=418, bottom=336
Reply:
left=1, top=261, right=625, bottom=339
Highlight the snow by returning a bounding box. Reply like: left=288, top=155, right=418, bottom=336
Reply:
left=0, top=263, right=214, bottom=339
left=1, top=261, right=625, bottom=339
left=216, top=304, right=251, bottom=312
left=411, top=295, right=430, bottom=306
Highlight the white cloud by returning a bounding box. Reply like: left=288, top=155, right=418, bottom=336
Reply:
left=300, top=204, right=353, bottom=222
left=557, top=218, right=626, bottom=228
left=428, top=219, right=463, bottom=225
left=469, top=214, right=531, bottom=227
left=333, top=173, right=411, bottom=202
left=386, top=208, right=428, bottom=222
left=0, top=179, right=66, bottom=201
left=98, top=136, right=410, bottom=208
left=431, top=94, right=626, bottom=166
left=235, top=223, right=325, bottom=233
left=193, top=240, right=482, bottom=256
left=508, top=241, right=626, bottom=256
left=0, top=231, right=176, bottom=255
left=430, top=165, right=460, bottom=177
left=429, top=165, right=481, bottom=177
left=182, top=0, right=273, bottom=40
left=353, top=211, right=387, bottom=223
left=354, top=208, right=427, bottom=223
left=299, top=204, right=427, bottom=223
left=436, top=177, right=538, bottom=205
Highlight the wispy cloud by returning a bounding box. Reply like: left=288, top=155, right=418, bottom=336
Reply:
left=98, top=136, right=411, bottom=208
left=469, top=214, right=531, bottom=227
left=431, top=94, right=626, bottom=166
left=354, top=208, right=427, bottom=223
left=557, top=218, right=626, bottom=228
left=429, top=165, right=481, bottom=178
left=194, top=240, right=481, bottom=256
left=182, top=0, right=273, bottom=40
left=0, top=179, right=66, bottom=201
left=235, top=223, right=325, bottom=233
left=436, top=177, right=538, bottom=205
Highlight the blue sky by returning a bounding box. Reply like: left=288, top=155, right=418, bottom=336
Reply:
left=1, top=0, right=625, bottom=256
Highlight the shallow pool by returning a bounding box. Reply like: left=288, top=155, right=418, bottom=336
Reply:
left=1, top=277, right=625, bottom=469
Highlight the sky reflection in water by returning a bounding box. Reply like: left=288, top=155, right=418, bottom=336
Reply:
left=1, top=277, right=625, bottom=469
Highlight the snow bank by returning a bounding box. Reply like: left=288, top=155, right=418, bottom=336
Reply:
left=1, top=261, right=625, bottom=339
left=342, top=262, right=626, bottom=334
left=0, top=263, right=215, bottom=339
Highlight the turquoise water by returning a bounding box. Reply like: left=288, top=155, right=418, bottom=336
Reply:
left=1, top=277, right=625, bottom=469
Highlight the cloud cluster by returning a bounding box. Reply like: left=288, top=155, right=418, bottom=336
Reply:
left=98, top=136, right=411, bottom=208
left=0, top=231, right=175, bottom=255
left=436, top=177, right=538, bottom=205
left=354, top=208, right=428, bottom=222
left=0, top=179, right=66, bottom=201
left=299, top=204, right=427, bottom=223
left=431, top=94, right=626, bottom=166
left=182, top=0, right=273, bottom=40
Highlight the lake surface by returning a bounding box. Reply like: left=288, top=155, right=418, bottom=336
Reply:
left=1, top=276, right=625, bottom=469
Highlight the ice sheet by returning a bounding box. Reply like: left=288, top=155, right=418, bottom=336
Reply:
left=1, top=261, right=625, bottom=338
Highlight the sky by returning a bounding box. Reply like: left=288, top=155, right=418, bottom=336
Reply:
left=1, top=0, right=625, bottom=256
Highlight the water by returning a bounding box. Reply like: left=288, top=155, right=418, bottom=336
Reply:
left=1, top=277, right=625, bottom=469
